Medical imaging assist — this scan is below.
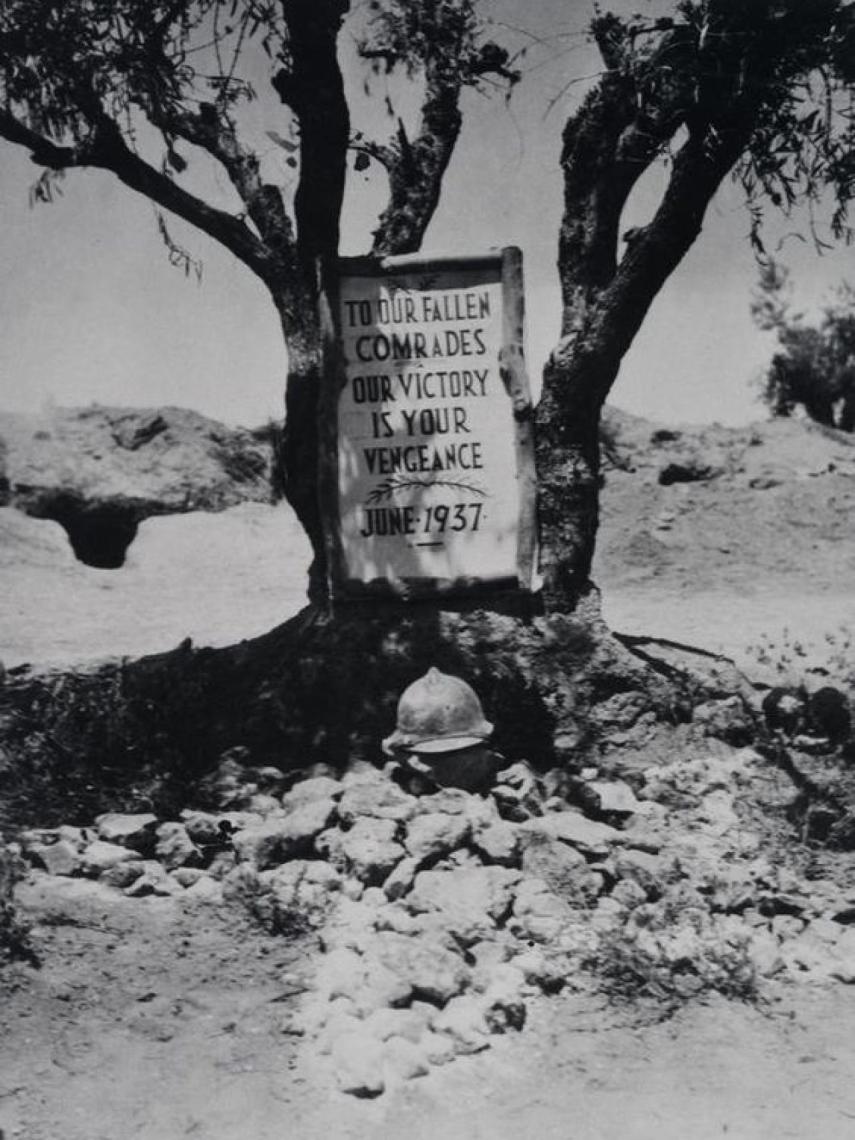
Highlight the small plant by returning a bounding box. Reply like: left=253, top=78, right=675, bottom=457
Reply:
left=0, top=844, right=38, bottom=968
left=594, top=886, right=758, bottom=1006
left=751, top=261, right=855, bottom=432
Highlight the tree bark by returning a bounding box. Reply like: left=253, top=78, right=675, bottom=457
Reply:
left=370, top=63, right=463, bottom=257
left=538, top=102, right=753, bottom=611
left=270, top=0, right=351, bottom=603
left=0, top=599, right=679, bottom=828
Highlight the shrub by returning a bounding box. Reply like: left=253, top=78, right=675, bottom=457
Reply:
left=0, top=843, right=37, bottom=967
left=595, top=885, right=758, bottom=1005
left=752, top=260, right=855, bottom=431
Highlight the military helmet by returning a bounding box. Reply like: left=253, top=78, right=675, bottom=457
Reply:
left=382, top=667, right=494, bottom=755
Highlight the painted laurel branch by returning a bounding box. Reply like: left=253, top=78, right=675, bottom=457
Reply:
left=366, top=476, right=487, bottom=504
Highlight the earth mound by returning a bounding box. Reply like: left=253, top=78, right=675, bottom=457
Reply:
left=0, top=405, right=273, bottom=567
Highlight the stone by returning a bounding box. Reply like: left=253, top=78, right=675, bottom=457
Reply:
left=462, top=795, right=502, bottom=830
left=315, top=946, right=411, bottom=1015
left=94, top=812, right=159, bottom=854
left=422, top=1030, right=457, bottom=1065
left=29, top=839, right=82, bottom=877
left=407, top=866, right=520, bottom=945
left=318, top=897, right=381, bottom=954
left=481, top=964, right=527, bottom=1032
left=206, top=850, right=237, bottom=880
left=747, top=930, right=785, bottom=978
left=775, top=912, right=807, bottom=939
left=496, top=761, right=541, bottom=795
left=196, top=754, right=258, bottom=810
left=99, top=860, right=146, bottom=889
left=245, top=764, right=289, bottom=795
left=415, top=787, right=474, bottom=816
left=620, top=818, right=666, bottom=855
left=56, top=825, right=89, bottom=848
left=610, top=878, right=649, bottom=909
left=509, top=877, right=575, bottom=943
left=80, top=840, right=138, bottom=876
left=383, top=857, right=420, bottom=902
left=692, top=697, right=753, bottom=745
left=246, top=793, right=282, bottom=816
left=338, top=779, right=417, bottom=825
left=124, top=861, right=181, bottom=897
left=180, top=810, right=225, bottom=848
left=382, top=1037, right=430, bottom=1082
left=831, top=930, right=855, bottom=983
left=512, top=946, right=567, bottom=993
left=338, top=817, right=406, bottom=886
left=315, top=947, right=366, bottom=1001
left=612, top=849, right=672, bottom=896
left=781, top=928, right=841, bottom=978
left=696, top=790, right=740, bottom=835
left=261, top=859, right=343, bottom=932
left=519, top=831, right=587, bottom=895
left=473, top=822, right=521, bottom=866
left=364, top=1006, right=432, bottom=1044
left=314, top=827, right=347, bottom=866
left=171, top=867, right=205, bottom=888
left=374, top=903, right=422, bottom=935
left=371, top=931, right=470, bottom=1005
left=587, top=780, right=642, bottom=817
left=492, top=784, right=539, bottom=823
left=312, top=997, right=362, bottom=1054
left=432, top=995, right=491, bottom=1054
left=281, top=776, right=343, bottom=812
left=519, top=811, right=623, bottom=858
left=217, top=863, right=260, bottom=905
left=155, top=822, right=202, bottom=871
left=470, top=938, right=515, bottom=978
left=590, top=896, right=626, bottom=931
left=184, top=876, right=223, bottom=903
left=404, top=812, right=471, bottom=862
left=231, top=798, right=335, bottom=869
left=443, top=848, right=483, bottom=870
left=331, top=1033, right=386, bottom=1098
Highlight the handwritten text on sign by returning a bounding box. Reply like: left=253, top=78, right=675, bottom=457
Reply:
left=337, top=259, right=523, bottom=588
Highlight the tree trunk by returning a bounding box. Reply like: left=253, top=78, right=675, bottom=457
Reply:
left=269, top=0, right=351, bottom=606
left=275, top=295, right=329, bottom=604
left=537, top=121, right=751, bottom=612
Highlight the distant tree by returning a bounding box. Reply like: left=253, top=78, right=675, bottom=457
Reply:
left=751, top=260, right=855, bottom=431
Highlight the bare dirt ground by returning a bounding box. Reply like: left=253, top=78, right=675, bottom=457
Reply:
left=5, top=876, right=855, bottom=1140
left=2, top=409, right=855, bottom=1139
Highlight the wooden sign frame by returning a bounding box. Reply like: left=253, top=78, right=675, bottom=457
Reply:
left=318, top=247, right=536, bottom=603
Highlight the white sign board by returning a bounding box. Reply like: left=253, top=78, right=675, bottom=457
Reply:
left=322, top=249, right=535, bottom=600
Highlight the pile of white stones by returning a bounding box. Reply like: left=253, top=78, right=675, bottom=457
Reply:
left=15, top=747, right=855, bottom=1097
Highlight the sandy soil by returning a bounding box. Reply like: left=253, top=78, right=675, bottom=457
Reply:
left=4, top=874, right=855, bottom=1140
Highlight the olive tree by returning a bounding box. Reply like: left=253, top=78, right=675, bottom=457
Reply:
left=0, top=0, right=514, bottom=600
left=5, top=0, right=855, bottom=810
left=538, top=0, right=855, bottom=609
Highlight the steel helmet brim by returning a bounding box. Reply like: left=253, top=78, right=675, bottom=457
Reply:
left=382, top=723, right=493, bottom=757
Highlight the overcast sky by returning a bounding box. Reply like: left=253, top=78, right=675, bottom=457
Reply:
left=1, top=0, right=854, bottom=429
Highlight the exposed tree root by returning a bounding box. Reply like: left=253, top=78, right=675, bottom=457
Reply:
left=1, top=592, right=711, bottom=828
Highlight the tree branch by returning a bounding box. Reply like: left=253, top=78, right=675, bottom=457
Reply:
left=151, top=102, right=296, bottom=269
left=0, top=108, right=272, bottom=282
